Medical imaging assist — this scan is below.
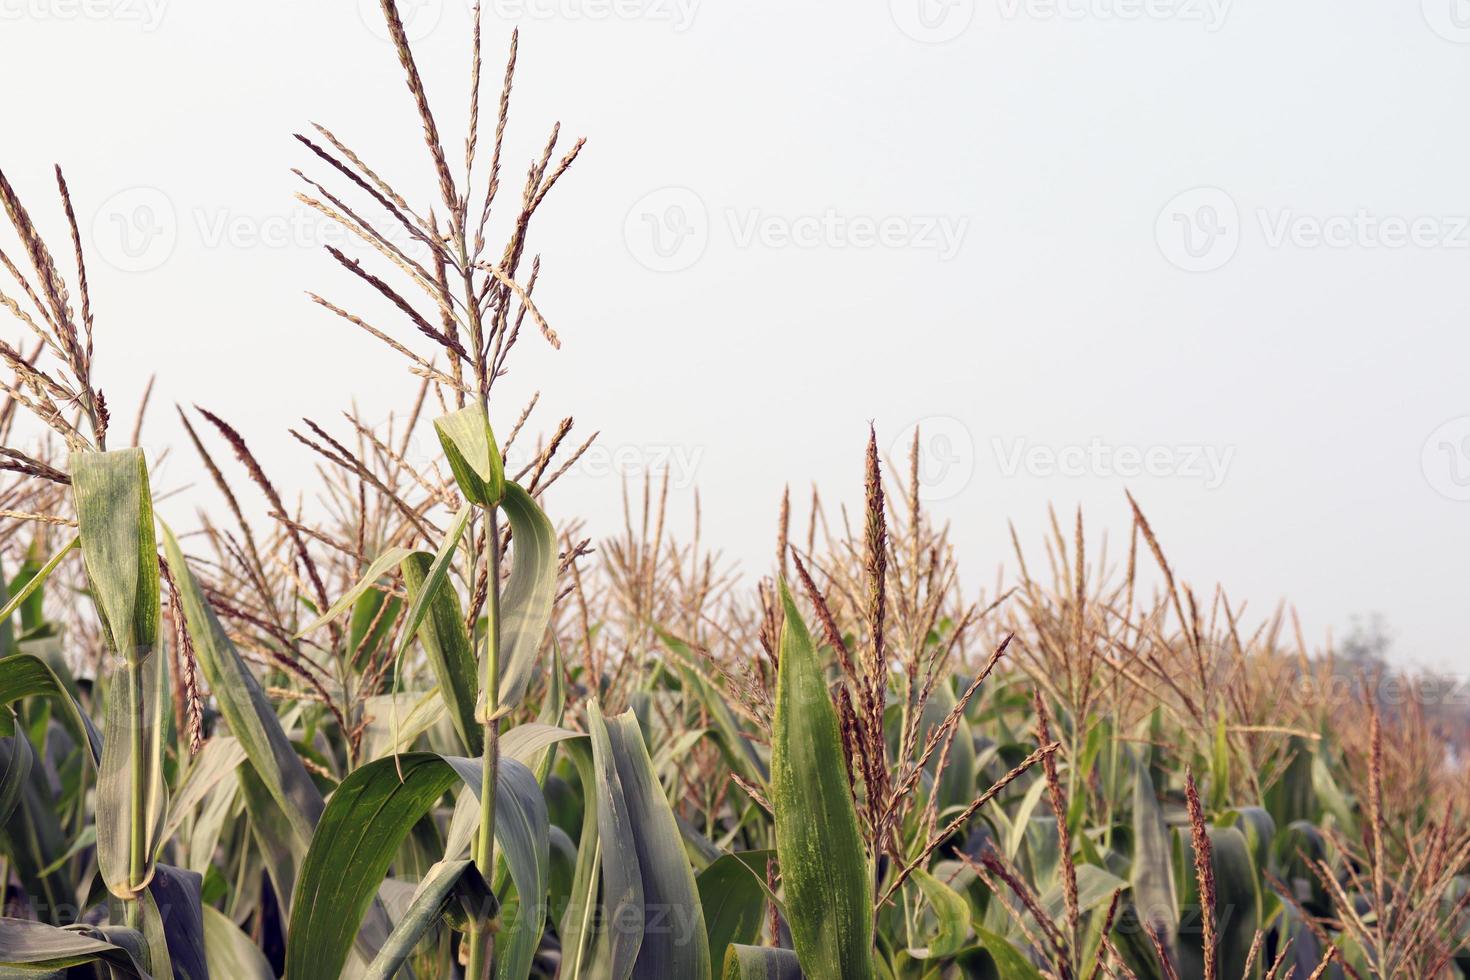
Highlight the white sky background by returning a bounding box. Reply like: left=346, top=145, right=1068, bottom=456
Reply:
left=2, top=0, right=1469, bottom=671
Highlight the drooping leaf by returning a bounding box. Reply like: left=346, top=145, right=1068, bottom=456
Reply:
left=146, top=864, right=208, bottom=980
left=910, top=868, right=971, bottom=959
left=363, top=859, right=491, bottom=980
left=0, top=535, right=77, bottom=634
left=294, top=546, right=413, bottom=638
left=0, top=653, right=99, bottom=764
left=496, top=483, right=557, bottom=714
left=0, top=917, right=150, bottom=976
left=434, top=404, right=506, bottom=508
left=161, top=523, right=325, bottom=845
left=769, top=582, right=873, bottom=980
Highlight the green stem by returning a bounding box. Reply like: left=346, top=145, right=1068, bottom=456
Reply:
left=125, top=659, right=147, bottom=929
left=467, top=507, right=503, bottom=980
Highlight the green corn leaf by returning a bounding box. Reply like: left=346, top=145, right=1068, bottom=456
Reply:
left=161, top=523, right=325, bottom=845
left=285, top=752, right=547, bottom=980
left=0, top=729, right=33, bottom=830
left=146, top=864, right=208, bottom=980
left=294, top=546, right=413, bottom=638
left=0, top=653, right=100, bottom=764
left=392, top=502, right=472, bottom=665
left=71, top=449, right=160, bottom=665
left=697, top=852, right=769, bottom=976
left=721, top=944, right=803, bottom=980
left=0, top=535, right=77, bottom=634
left=0, top=918, right=150, bottom=976
left=496, top=483, right=557, bottom=714
left=973, top=929, right=1047, bottom=980
left=202, top=903, right=274, bottom=980
left=558, top=737, right=606, bottom=980
left=1264, top=735, right=1315, bottom=828
left=363, top=859, right=491, bottom=980
left=769, top=581, right=873, bottom=980
left=95, top=651, right=168, bottom=901
left=1174, top=824, right=1260, bottom=980
left=910, top=868, right=971, bottom=959
left=587, top=701, right=711, bottom=980
left=401, top=549, right=481, bottom=755
left=1129, top=752, right=1177, bottom=951
left=434, top=405, right=505, bottom=508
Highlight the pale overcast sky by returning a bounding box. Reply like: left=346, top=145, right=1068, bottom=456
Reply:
left=3, top=0, right=1469, bottom=670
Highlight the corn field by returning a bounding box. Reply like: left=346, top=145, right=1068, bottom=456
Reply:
left=0, top=3, right=1466, bottom=978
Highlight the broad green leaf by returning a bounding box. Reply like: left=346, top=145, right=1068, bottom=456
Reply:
left=496, top=483, right=557, bottom=713
left=402, top=550, right=480, bottom=755
left=588, top=701, right=711, bottom=980
left=285, top=754, right=459, bottom=980
left=202, top=903, right=273, bottom=980
left=71, top=449, right=159, bottom=665
left=698, top=852, right=769, bottom=976
left=721, top=944, right=803, bottom=980
left=294, top=546, right=413, bottom=638
left=160, top=523, right=325, bottom=844
left=434, top=404, right=505, bottom=508
left=769, top=581, right=873, bottom=980
left=285, top=752, right=547, bottom=980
